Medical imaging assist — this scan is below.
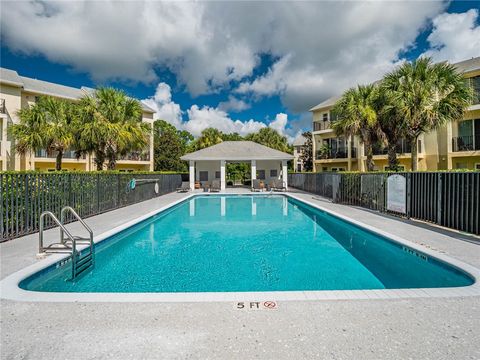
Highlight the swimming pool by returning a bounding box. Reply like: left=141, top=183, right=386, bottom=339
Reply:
left=19, top=194, right=473, bottom=293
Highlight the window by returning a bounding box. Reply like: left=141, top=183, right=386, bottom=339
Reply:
left=322, top=167, right=328, bottom=172
left=297, top=164, right=302, bottom=172
left=469, top=76, right=480, bottom=104
left=257, top=170, right=265, bottom=180
left=270, top=169, right=278, bottom=177
left=199, top=171, right=208, bottom=181
left=331, top=167, right=345, bottom=172
left=475, top=163, right=480, bottom=170
left=455, top=163, right=467, bottom=169
left=322, top=113, right=328, bottom=122
left=215, top=171, right=221, bottom=179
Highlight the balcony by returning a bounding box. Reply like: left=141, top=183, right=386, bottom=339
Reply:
left=316, top=147, right=356, bottom=160
left=313, top=121, right=332, bottom=132
left=368, top=139, right=421, bottom=156
left=35, top=149, right=85, bottom=159
left=452, top=135, right=480, bottom=152
left=0, top=99, right=5, bottom=114
left=118, top=151, right=150, bottom=161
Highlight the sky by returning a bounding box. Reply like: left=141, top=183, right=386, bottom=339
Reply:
left=1, top=0, right=479, bottom=141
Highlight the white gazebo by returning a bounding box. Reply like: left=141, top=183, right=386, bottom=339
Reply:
left=180, top=141, right=294, bottom=190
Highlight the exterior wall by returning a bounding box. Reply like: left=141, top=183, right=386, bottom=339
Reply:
left=0, top=81, right=155, bottom=172
left=195, top=160, right=221, bottom=182
left=256, top=160, right=283, bottom=182
left=451, top=155, right=480, bottom=170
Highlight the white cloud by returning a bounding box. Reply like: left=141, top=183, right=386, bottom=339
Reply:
left=218, top=96, right=250, bottom=112
left=1, top=1, right=447, bottom=112
left=184, top=105, right=265, bottom=137
left=142, top=83, right=266, bottom=138
left=142, top=83, right=183, bottom=128
left=422, top=9, right=480, bottom=63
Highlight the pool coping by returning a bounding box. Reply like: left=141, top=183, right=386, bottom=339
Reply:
left=1, top=191, right=480, bottom=303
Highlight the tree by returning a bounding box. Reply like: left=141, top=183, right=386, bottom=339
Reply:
left=245, top=127, right=292, bottom=153
left=299, top=132, right=313, bottom=172
left=221, top=132, right=243, bottom=141
left=374, top=91, right=404, bottom=171
left=189, top=127, right=224, bottom=151
left=76, top=87, right=150, bottom=170
left=332, top=84, right=384, bottom=171
left=11, top=96, right=75, bottom=171
left=382, top=57, right=473, bottom=171
left=153, top=120, right=193, bottom=172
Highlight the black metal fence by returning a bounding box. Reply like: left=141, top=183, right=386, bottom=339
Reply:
left=288, top=172, right=480, bottom=236
left=0, top=172, right=185, bottom=241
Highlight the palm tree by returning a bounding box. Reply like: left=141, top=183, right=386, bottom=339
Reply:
left=190, top=128, right=224, bottom=151
left=374, top=90, right=404, bottom=171
left=332, top=84, right=384, bottom=171
left=11, top=96, right=75, bottom=171
left=382, top=57, right=473, bottom=171
left=76, top=87, right=148, bottom=170
left=245, top=127, right=292, bottom=153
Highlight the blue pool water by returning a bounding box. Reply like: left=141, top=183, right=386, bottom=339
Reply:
left=20, top=195, right=473, bottom=293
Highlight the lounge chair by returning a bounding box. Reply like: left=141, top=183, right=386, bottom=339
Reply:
left=211, top=179, right=221, bottom=192
left=272, top=179, right=286, bottom=192
left=201, top=181, right=210, bottom=192
left=251, top=179, right=263, bottom=192
left=177, top=181, right=191, bottom=192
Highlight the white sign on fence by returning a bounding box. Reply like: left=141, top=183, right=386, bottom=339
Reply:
left=387, top=174, right=407, bottom=214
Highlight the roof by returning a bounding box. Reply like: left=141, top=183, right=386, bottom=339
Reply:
left=309, top=95, right=340, bottom=112
left=0, top=67, right=155, bottom=113
left=181, top=141, right=294, bottom=161
left=308, top=56, right=480, bottom=112
left=292, top=134, right=308, bottom=146
left=453, top=56, right=480, bottom=74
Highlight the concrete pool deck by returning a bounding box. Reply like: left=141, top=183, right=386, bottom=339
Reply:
left=1, top=188, right=480, bottom=359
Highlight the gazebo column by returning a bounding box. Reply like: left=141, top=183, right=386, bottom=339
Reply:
left=189, top=160, right=195, bottom=190
left=282, top=160, right=288, bottom=189
left=220, top=160, right=226, bottom=190
left=251, top=160, right=256, bottom=182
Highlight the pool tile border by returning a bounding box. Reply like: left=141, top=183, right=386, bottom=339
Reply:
left=1, top=191, right=480, bottom=303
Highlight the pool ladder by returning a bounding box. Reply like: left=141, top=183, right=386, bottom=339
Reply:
left=39, top=207, right=94, bottom=280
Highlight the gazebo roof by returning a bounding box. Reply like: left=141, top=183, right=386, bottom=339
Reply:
left=181, top=141, right=294, bottom=161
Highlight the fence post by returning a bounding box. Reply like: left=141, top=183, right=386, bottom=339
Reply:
left=406, top=172, right=411, bottom=219
left=437, top=173, right=442, bottom=226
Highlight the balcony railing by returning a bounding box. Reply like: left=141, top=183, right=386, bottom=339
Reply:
left=35, top=149, right=85, bottom=159
left=366, top=139, right=422, bottom=156
left=316, top=147, right=356, bottom=160
left=118, top=151, right=150, bottom=161
left=452, top=135, right=480, bottom=152
left=0, top=99, right=5, bottom=114
left=313, top=121, right=332, bottom=132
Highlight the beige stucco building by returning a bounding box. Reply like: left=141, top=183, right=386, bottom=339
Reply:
left=310, top=57, right=480, bottom=172
left=0, top=68, right=155, bottom=172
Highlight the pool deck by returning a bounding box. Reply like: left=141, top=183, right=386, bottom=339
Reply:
left=1, top=188, right=480, bottom=359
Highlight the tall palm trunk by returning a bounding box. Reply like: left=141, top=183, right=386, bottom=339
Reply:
left=364, top=141, right=375, bottom=172
left=410, top=137, right=418, bottom=171
left=107, top=155, right=116, bottom=170
left=95, top=151, right=105, bottom=171
left=387, top=143, right=399, bottom=171
left=55, top=151, right=63, bottom=171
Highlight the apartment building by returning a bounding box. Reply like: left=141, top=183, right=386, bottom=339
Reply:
left=292, top=134, right=307, bottom=172
left=310, top=57, right=480, bottom=172
left=0, top=68, right=155, bottom=172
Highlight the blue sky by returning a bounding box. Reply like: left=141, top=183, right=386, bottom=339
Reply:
left=1, top=1, right=479, bottom=140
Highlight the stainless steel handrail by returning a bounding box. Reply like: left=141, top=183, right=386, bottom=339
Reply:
left=39, top=211, right=79, bottom=277
left=60, top=206, right=94, bottom=267
left=60, top=206, right=93, bottom=243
